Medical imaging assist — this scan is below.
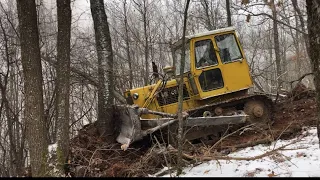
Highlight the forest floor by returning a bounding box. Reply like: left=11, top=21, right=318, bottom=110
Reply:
left=158, top=126, right=320, bottom=177
left=68, top=83, right=318, bottom=177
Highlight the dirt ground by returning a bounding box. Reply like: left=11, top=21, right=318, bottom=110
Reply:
left=68, top=86, right=318, bottom=177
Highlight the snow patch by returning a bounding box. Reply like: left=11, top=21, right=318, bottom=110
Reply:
left=48, top=143, right=58, bottom=154
left=156, top=127, right=320, bottom=177
left=47, top=143, right=63, bottom=176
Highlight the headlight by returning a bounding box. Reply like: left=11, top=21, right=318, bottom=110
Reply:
left=132, top=93, right=139, bottom=100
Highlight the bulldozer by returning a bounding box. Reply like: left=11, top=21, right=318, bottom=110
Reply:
left=114, top=26, right=273, bottom=150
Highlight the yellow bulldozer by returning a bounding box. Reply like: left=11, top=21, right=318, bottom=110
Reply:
left=115, top=27, right=273, bottom=150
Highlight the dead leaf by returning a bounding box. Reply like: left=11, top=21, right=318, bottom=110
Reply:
left=246, top=14, right=251, bottom=22
left=246, top=172, right=255, bottom=177
left=231, top=147, right=237, bottom=152
left=204, top=170, right=210, bottom=174
left=296, top=152, right=306, bottom=157
left=268, top=171, right=277, bottom=177
left=241, top=0, right=250, bottom=5
left=255, top=168, right=263, bottom=172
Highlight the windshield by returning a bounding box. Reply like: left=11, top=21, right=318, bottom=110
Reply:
left=215, top=33, right=242, bottom=63
left=195, top=39, right=218, bottom=68
left=174, top=43, right=190, bottom=75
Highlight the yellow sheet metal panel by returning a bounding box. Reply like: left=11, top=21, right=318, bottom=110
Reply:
left=190, top=29, right=252, bottom=100
left=128, top=84, right=156, bottom=108
left=129, top=77, right=201, bottom=119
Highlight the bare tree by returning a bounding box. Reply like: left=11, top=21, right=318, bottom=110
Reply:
left=0, top=1, right=27, bottom=176
left=176, top=0, right=191, bottom=176
left=306, top=0, right=320, bottom=146
left=122, top=0, right=134, bottom=89
left=16, top=0, right=48, bottom=176
left=291, top=0, right=309, bottom=54
left=200, top=0, right=215, bottom=30
left=56, top=0, right=71, bottom=175
left=90, top=0, right=115, bottom=139
left=133, top=0, right=150, bottom=86
left=226, top=0, right=232, bottom=26
left=270, top=0, right=282, bottom=89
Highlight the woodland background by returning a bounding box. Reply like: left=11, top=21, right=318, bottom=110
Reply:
left=0, top=0, right=318, bottom=177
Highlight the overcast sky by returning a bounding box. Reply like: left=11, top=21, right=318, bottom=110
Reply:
left=42, top=0, right=92, bottom=29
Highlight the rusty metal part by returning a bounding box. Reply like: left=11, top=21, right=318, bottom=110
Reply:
left=138, top=108, right=178, bottom=118
left=243, top=98, right=272, bottom=129
left=185, top=112, right=247, bottom=126
left=253, top=105, right=264, bottom=117
left=203, top=111, right=212, bottom=117
left=169, top=93, right=274, bottom=146
left=214, top=107, right=223, bottom=115
left=188, top=93, right=272, bottom=114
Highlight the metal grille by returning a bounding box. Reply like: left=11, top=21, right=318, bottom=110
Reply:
left=157, top=85, right=190, bottom=106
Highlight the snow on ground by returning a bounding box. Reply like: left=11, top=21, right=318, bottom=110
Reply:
left=48, top=143, right=58, bottom=155
left=155, top=127, right=320, bottom=177
left=47, top=143, right=61, bottom=176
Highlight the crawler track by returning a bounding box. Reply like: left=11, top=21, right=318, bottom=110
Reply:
left=163, top=93, right=274, bottom=147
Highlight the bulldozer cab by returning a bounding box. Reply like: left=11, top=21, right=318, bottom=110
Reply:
left=173, top=27, right=253, bottom=100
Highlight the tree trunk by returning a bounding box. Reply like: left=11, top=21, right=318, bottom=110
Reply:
left=176, top=0, right=191, bottom=176
left=16, top=0, right=48, bottom=176
left=90, top=0, right=115, bottom=138
left=306, top=0, right=320, bottom=147
left=143, top=0, right=149, bottom=86
left=201, top=0, right=214, bottom=30
left=123, top=0, right=133, bottom=89
left=268, top=21, right=274, bottom=92
left=56, top=0, right=71, bottom=175
left=226, top=0, right=232, bottom=27
left=291, top=0, right=309, bottom=56
left=293, top=9, right=301, bottom=77
left=270, top=0, right=282, bottom=89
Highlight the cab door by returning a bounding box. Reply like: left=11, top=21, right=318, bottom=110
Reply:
left=214, top=33, right=253, bottom=92
left=191, top=36, right=228, bottom=99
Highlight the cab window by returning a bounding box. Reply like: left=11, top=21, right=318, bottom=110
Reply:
left=215, top=33, right=242, bottom=63
left=195, top=39, right=218, bottom=68
left=174, top=43, right=190, bottom=75
left=199, top=68, right=224, bottom=91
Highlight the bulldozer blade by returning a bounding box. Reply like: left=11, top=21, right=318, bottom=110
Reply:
left=115, top=105, right=179, bottom=150
left=115, top=105, right=143, bottom=150
left=185, top=113, right=248, bottom=127
left=115, top=105, right=248, bottom=150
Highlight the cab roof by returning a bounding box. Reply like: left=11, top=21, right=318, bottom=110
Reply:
left=172, top=26, right=236, bottom=49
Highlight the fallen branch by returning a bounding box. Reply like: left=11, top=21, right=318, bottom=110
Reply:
left=289, top=72, right=313, bottom=89
left=207, top=124, right=255, bottom=152
left=169, top=138, right=299, bottom=162
left=222, top=137, right=273, bottom=150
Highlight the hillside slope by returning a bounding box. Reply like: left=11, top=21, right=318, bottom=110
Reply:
left=68, top=86, right=318, bottom=177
